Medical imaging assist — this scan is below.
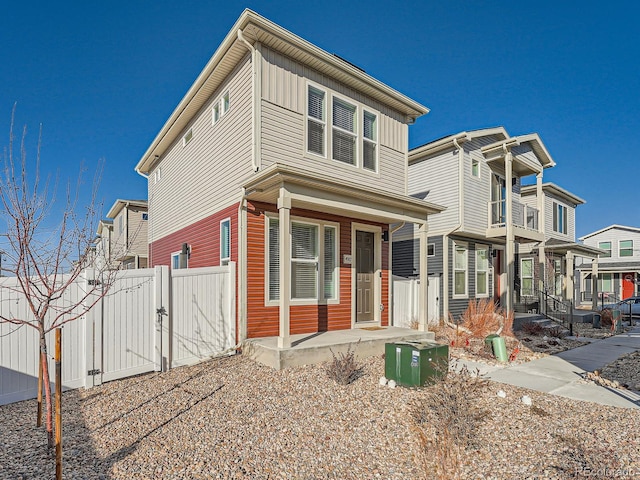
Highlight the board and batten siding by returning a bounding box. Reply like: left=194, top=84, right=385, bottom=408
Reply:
left=408, top=149, right=459, bottom=233
left=245, top=201, right=389, bottom=339
left=259, top=46, right=409, bottom=195
left=148, top=55, right=253, bottom=244
left=544, top=194, right=576, bottom=242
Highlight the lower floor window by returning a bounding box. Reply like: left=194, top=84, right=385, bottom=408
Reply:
left=268, top=216, right=338, bottom=302
left=453, top=242, right=467, bottom=297
left=521, top=258, right=534, bottom=296
left=476, top=246, right=489, bottom=297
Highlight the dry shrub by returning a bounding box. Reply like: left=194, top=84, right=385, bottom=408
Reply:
left=459, top=299, right=513, bottom=338
left=599, top=308, right=613, bottom=327
left=326, top=342, right=362, bottom=385
left=553, top=433, right=625, bottom=478
left=412, top=362, right=490, bottom=479
left=521, top=321, right=544, bottom=336
left=546, top=325, right=567, bottom=338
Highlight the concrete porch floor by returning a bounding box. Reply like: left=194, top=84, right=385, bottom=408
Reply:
left=243, top=326, right=436, bottom=370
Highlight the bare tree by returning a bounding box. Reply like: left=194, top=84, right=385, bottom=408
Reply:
left=0, top=108, right=117, bottom=447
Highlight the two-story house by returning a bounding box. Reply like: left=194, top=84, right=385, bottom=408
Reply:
left=393, top=127, right=555, bottom=320
left=577, top=225, right=640, bottom=304
left=519, top=183, right=601, bottom=308
left=134, top=10, right=444, bottom=348
left=105, top=199, right=148, bottom=269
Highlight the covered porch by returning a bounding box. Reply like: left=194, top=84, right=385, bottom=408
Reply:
left=243, top=325, right=435, bottom=370
left=241, top=164, right=445, bottom=354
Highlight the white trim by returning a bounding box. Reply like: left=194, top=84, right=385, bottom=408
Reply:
left=264, top=213, right=340, bottom=307
left=351, top=222, right=382, bottom=327
left=452, top=240, right=468, bottom=299
left=619, top=239, right=634, bottom=258
left=182, top=128, right=193, bottom=147
left=212, top=90, right=231, bottom=125
left=427, top=243, right=436, bottom=257
left=520, top=257, right=534, bottom=297
left=475, top=245, right=490, bottom=298
left=305, top=82, right=327, bottom=159
left=220, top=217, right=231, bottom=266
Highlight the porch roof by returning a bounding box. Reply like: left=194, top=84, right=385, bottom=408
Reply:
left=481, top=133, right=555, bottom=177
left=544, top=239, right=604, bottom=258
left=243, top=164, right=445, bottom=224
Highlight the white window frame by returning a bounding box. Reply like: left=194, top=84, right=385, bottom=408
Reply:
left=220, top=218, right=231, bottom=266
left=265, top=214, right=340, bottom=306
left=552, top=201, right=567, bottom=234
left=476, top=245, right=490, bottom=298
left=427, top=243, right=435, bottom=257
left=182, top=128, right=193, bottom=147
left=520, top=258, right=534, bottom=297
left=171, top=251, right=188, bottom=270
left=453, top=241, right=468, bottom=298
left=305, top=82, right=380, bottom=174
left=332, top=95, right=358, bottom=167
left=619, top=240, right=633, bottom=257
left=598, top=241, right=612, bottom=258
left=471, top=158, right=480, bottom=178
left=212, top=90, right=230, bottom=125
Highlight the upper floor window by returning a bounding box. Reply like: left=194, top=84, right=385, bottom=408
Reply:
left=620, top=240, right=634, bottom=257
left=182, top=128, right=193, bottom=147
left=427, top=243, right=435, bottom=257
left=212, top=91, right=230, bottom=125
left=220, top=219, right=231, bottom=265
left=306, top=84, right=378, bottom=172
left=307, top=86, right=326, bottom=156
left=599, top=241, right=612, bottom=258
left=552, top=202, right=567, bottom=234
left=172, top=251, right=188, bottom=269
left=471, top=158, right=480, bottom=178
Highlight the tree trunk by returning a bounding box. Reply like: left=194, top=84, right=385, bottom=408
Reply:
left=40, top=333, right=54, bottom=448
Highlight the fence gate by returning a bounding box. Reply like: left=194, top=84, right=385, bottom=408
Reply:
left=392, top=275, right=440, bottom=328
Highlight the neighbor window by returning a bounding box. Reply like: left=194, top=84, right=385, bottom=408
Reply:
left=476, top=246, right=489, bottom=297
left=307, top=86, right=326, bottom=156
left=471, top=158, right=480, bottom=177
left=521, top=258, right=534, bottom=297
left=267, top=217, right=338, bottom=302
left=598, top=241, right=612, bottom=258
left=362, top=110, right=377, bottom=171
left=620, top=240, right=633, bottom=257
left=599, top=273, right=613, bottom=293
left=212, top=91, right=230, bottom=125
left=552, top=202, right=567, bottom=234
left=453, top=242, right=468, bottom=297
left=332, top=97, right=357, bottom=165
left=182, top=128, right=193, bottom=146
left=171, top=251, right=188, bottom=270
left=220, top=219, right=231, bottom=266
left=553, top=258, right=563, bottom=296
left=427, top=243, right=435, bottom=257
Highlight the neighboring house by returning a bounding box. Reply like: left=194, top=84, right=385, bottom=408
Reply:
left=519, top=183, right=602, bottom=308
left=105, top=199, right=148, bottom=269
left=577, top=225, right=640, bottom=303
left=393, top=127, right=556, bottom=320
left=134, top=10, right=444, bottom=348
left=93, top=219, right=114, bottom=271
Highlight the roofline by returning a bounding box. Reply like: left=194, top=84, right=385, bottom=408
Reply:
left=136, top=9, right=429, bottom=174
left=106, top=199, right=148, bottom=219
left=521, top=182, right=586, bottom=205
left=409, top=127, right=509, bottom=162
left=481, top=133, right=556, bottom=169
left=579, top=224, right=640, bottom=240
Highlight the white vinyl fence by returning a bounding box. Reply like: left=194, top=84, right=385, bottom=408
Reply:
left=0, top=263, right=236, bottom=406
left=392, top=275, right=440, bottom=328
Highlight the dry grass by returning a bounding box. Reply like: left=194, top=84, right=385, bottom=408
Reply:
left=458, top=299, right=513, bottom=338
left=412, top=362, right=490, bottom=479
left=520, top=321, right=544, bottom=336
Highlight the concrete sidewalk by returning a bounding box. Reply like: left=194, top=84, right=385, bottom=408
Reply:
left=457, top=327, right=640, bottom=409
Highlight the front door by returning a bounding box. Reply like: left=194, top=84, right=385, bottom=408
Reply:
left=623, top=273, right=635, bottom=299
left=356, top=230, right=375, bottom=322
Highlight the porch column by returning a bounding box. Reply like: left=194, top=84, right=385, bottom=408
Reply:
left=505, top=150, right=514, bottom=315
left=278, top=189, right=291, bottom=348
left=565, top=250, right=575, bottom=304
left=591, top=258, right=599, bottom=311
left=418, top=222, right=429, bottom=331
left=536, top=172, right=545, bottom=293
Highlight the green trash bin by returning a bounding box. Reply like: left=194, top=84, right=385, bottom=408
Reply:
left=592, top=313, right=601, bottom=329
left=484, top=334, right=508, bottom=362
left=385, top=341, right=449, bottom=387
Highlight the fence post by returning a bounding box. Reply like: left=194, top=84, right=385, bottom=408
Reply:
left=154, top=265, right=170, bottom=372
left=84, top=268, right=102, bottom=388
left=227, top=262, right=237, bottom=350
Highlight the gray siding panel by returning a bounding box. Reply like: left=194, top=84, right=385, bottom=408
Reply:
left=149, top=56, right=253, bottom=243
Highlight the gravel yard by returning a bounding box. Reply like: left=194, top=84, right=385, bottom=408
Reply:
left=1, top=348, right=639, bottom=480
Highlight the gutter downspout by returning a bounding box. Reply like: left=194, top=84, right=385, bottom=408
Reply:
left=237, top=29, right=261, bottom=172
left=388, top=222, right=405, bottom=326
left=136, top=167, right=152, bottom=266
left=442, top=136, right=465, bottom=321
left=238, top=189, right=248, bottom=344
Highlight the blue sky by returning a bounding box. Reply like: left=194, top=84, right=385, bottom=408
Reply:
left=1, top=1, right=638, bottom=238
